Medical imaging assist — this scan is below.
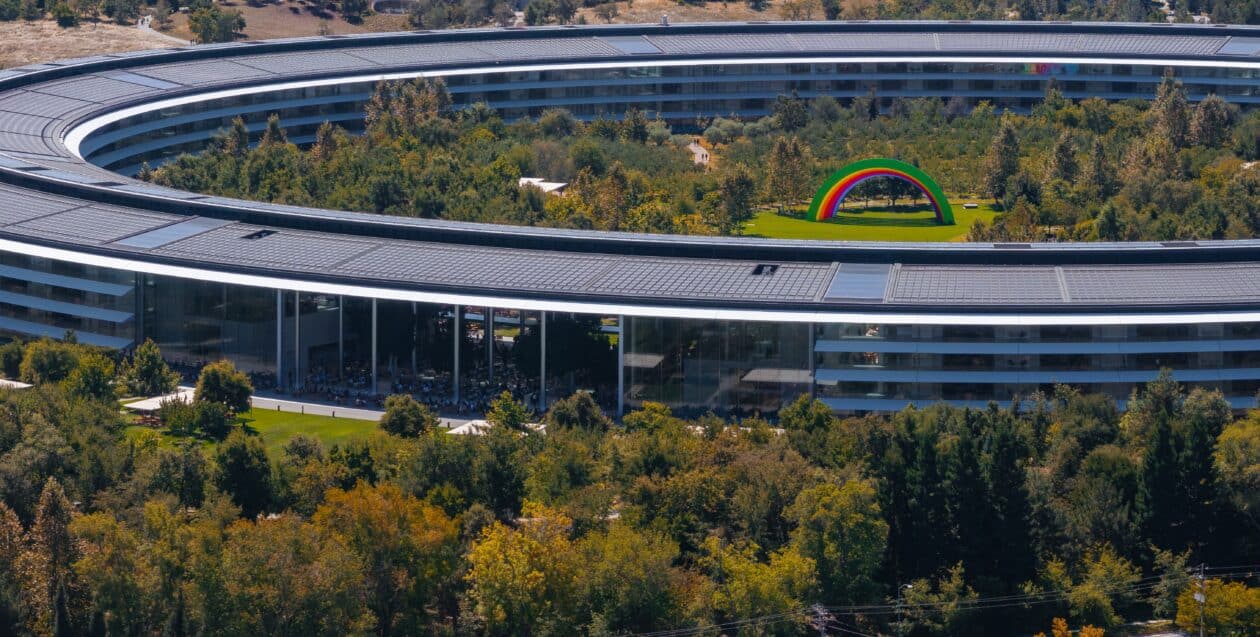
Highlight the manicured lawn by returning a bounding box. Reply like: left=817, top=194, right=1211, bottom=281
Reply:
left=741, top=201, right=1000, bottom=242
left=240, top=408, right=379, bottom=456
left=124, top=408, right=378, bottom=458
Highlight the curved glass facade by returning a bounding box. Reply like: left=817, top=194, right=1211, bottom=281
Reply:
left=2, top=250, right=1258, bottom=416
left=79, top=60, right=1260, bottom=175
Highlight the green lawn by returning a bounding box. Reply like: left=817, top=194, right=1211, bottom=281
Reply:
left=125, top=408, right=378, bottom=458
left=741, top=201, right=1000, bottom=242
left=240, top=408, right=378, bottom=456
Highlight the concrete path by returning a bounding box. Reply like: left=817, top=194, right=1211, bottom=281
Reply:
left=687, top=141, right=710, bottom=166
left=251, top=395, right=383, bottom=421
left=137, top=15, right=189, bottom=46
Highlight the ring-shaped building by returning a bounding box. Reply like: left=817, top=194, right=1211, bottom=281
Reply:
left=5, top=20, right=1260, bottom=415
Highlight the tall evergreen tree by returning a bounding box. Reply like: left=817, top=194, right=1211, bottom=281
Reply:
left=984, top=119, right=1020, bottom=203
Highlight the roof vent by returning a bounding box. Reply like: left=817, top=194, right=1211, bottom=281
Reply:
left=1161, top=241, right=1198, bottom=248
left=242, top=229, right=276, bottom=240
left=751, top=264, right=779, bottom=276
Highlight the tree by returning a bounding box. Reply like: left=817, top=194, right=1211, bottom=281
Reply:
left=379, top=394, right=439, bottom=437
left=465, top=503, right=582, bottom=634
left=577, top=523, right=682, bottom=632
left=1152, top=73, right=1190, bottom=149
left=1191, top=94, right=1232, bottom=148
left=123, top=339, right=179, bottom=397
left=1176, top=578, right=1260, bottom=636
left=773, top=93, right=808, bottom=132
left=700, top=536, right=817, bottom=633
left=64, top=353, right=114, bottom=403
left=216, top=515, right=369, bottom=635
left=340, top=0, right=367, bottom=20
left=786, top=480, right=887, bottom=605
left=311, top=483, right=458, bottom=636
left=194, top=359, right=252, bottom=414
left=593, top=2, right=617, bottom=21
left=19, top=338, right=78, bottom=385
left=214, top=430, right=272, bottom=518
left=486, top=390, right=531, bottom=431
left=69, top=513, right=151, bottom=637
left=711, top=167, right=758, bottom=235
left=765, top=136, right=812, bottom=211
left=544, top=391, right=610, bottom=432
left=984, top=119, right=1020, bottom=203
left=1215, top=411, right=1260, bottom=531
left=1047, top=131, right=1078, bottom=184
left=1082, top=137, right=1113, bottom=198
left=23, top=478, right=76, bottom=634
left=188, top=5, right=243, bottom=44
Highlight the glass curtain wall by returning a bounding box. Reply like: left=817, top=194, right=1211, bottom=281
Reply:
left=624, top=316, right=811, bottom=419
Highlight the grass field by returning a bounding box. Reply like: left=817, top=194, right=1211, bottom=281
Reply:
left=125, top=408, right=378, bottom=458
left=741, top=201, right=1000, bottom=242
left=0, top=20, right=177, bottom=69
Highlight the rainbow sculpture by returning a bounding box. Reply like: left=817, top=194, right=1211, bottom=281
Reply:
left=807, top=157, right=955, bottom=225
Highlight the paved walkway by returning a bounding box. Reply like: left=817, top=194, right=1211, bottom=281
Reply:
left=137, top=15, right=190, bottom=45
left=687, top=141, right=710, bottom=166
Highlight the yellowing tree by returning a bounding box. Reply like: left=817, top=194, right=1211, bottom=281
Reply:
left=312, top=483, right=459, bottom=636
left=465, top=502, right=582, bottom=635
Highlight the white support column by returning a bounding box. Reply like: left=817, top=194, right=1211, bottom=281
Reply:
left=539, top=311, right=546, bottom=410
left=371, top=298, right=378, bottom=395
left=809, top=322, right=816, bottom=400
left=293, top=291, right=300, bottom=390
left=453, top=304, right=461, bottom=405
left=411, top=302, right=417, bottom=377
left=337, top=295, right=344, bottom=380
left=275, top=289, right=283, bottom=388
left=486, top=306, right=494, bottom=383
left=617, top=314, right=625, bottom=419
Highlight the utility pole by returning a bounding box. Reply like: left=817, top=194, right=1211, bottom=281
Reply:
left=896, top=583, right=913, bottom=637
left=1195, top=563, right=1207, bottom=637
left=808, top=603, right=831, bottom=636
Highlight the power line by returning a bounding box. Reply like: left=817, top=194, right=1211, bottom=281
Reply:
left=627, top=567, right=1260, bottom=637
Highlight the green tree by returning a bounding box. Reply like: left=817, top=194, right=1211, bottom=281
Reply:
left=63, top=353, right=115, bottom=403
left=1191, top=94, right=1232, bottom=148
left=486, top=390, right=531, bottom=431
left=786, top=480, right=887, bottom=605
left=764, top=136, right=812, bottom=211
left=1152, top=73, right=1190, bottom=149
left=123, top=339, right=179, bottom=397
left=194, top=359, right=252, bottom=414
left=188, top=4, right=243, bottom=44
left=576, top=524, right=682, bottom=632
left=773, top=93, right=808, bottom=132
left=1047, top=131, right=1078, bottom=184
left=543, top=391, right=610, bottom=432
left=379, top=394, right=439, bottom=437
left=19, top=338, right=78, bottom=385
left=214, top=430, right=272, bottom=518
left=984, top=119, right=1021, bottom=203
